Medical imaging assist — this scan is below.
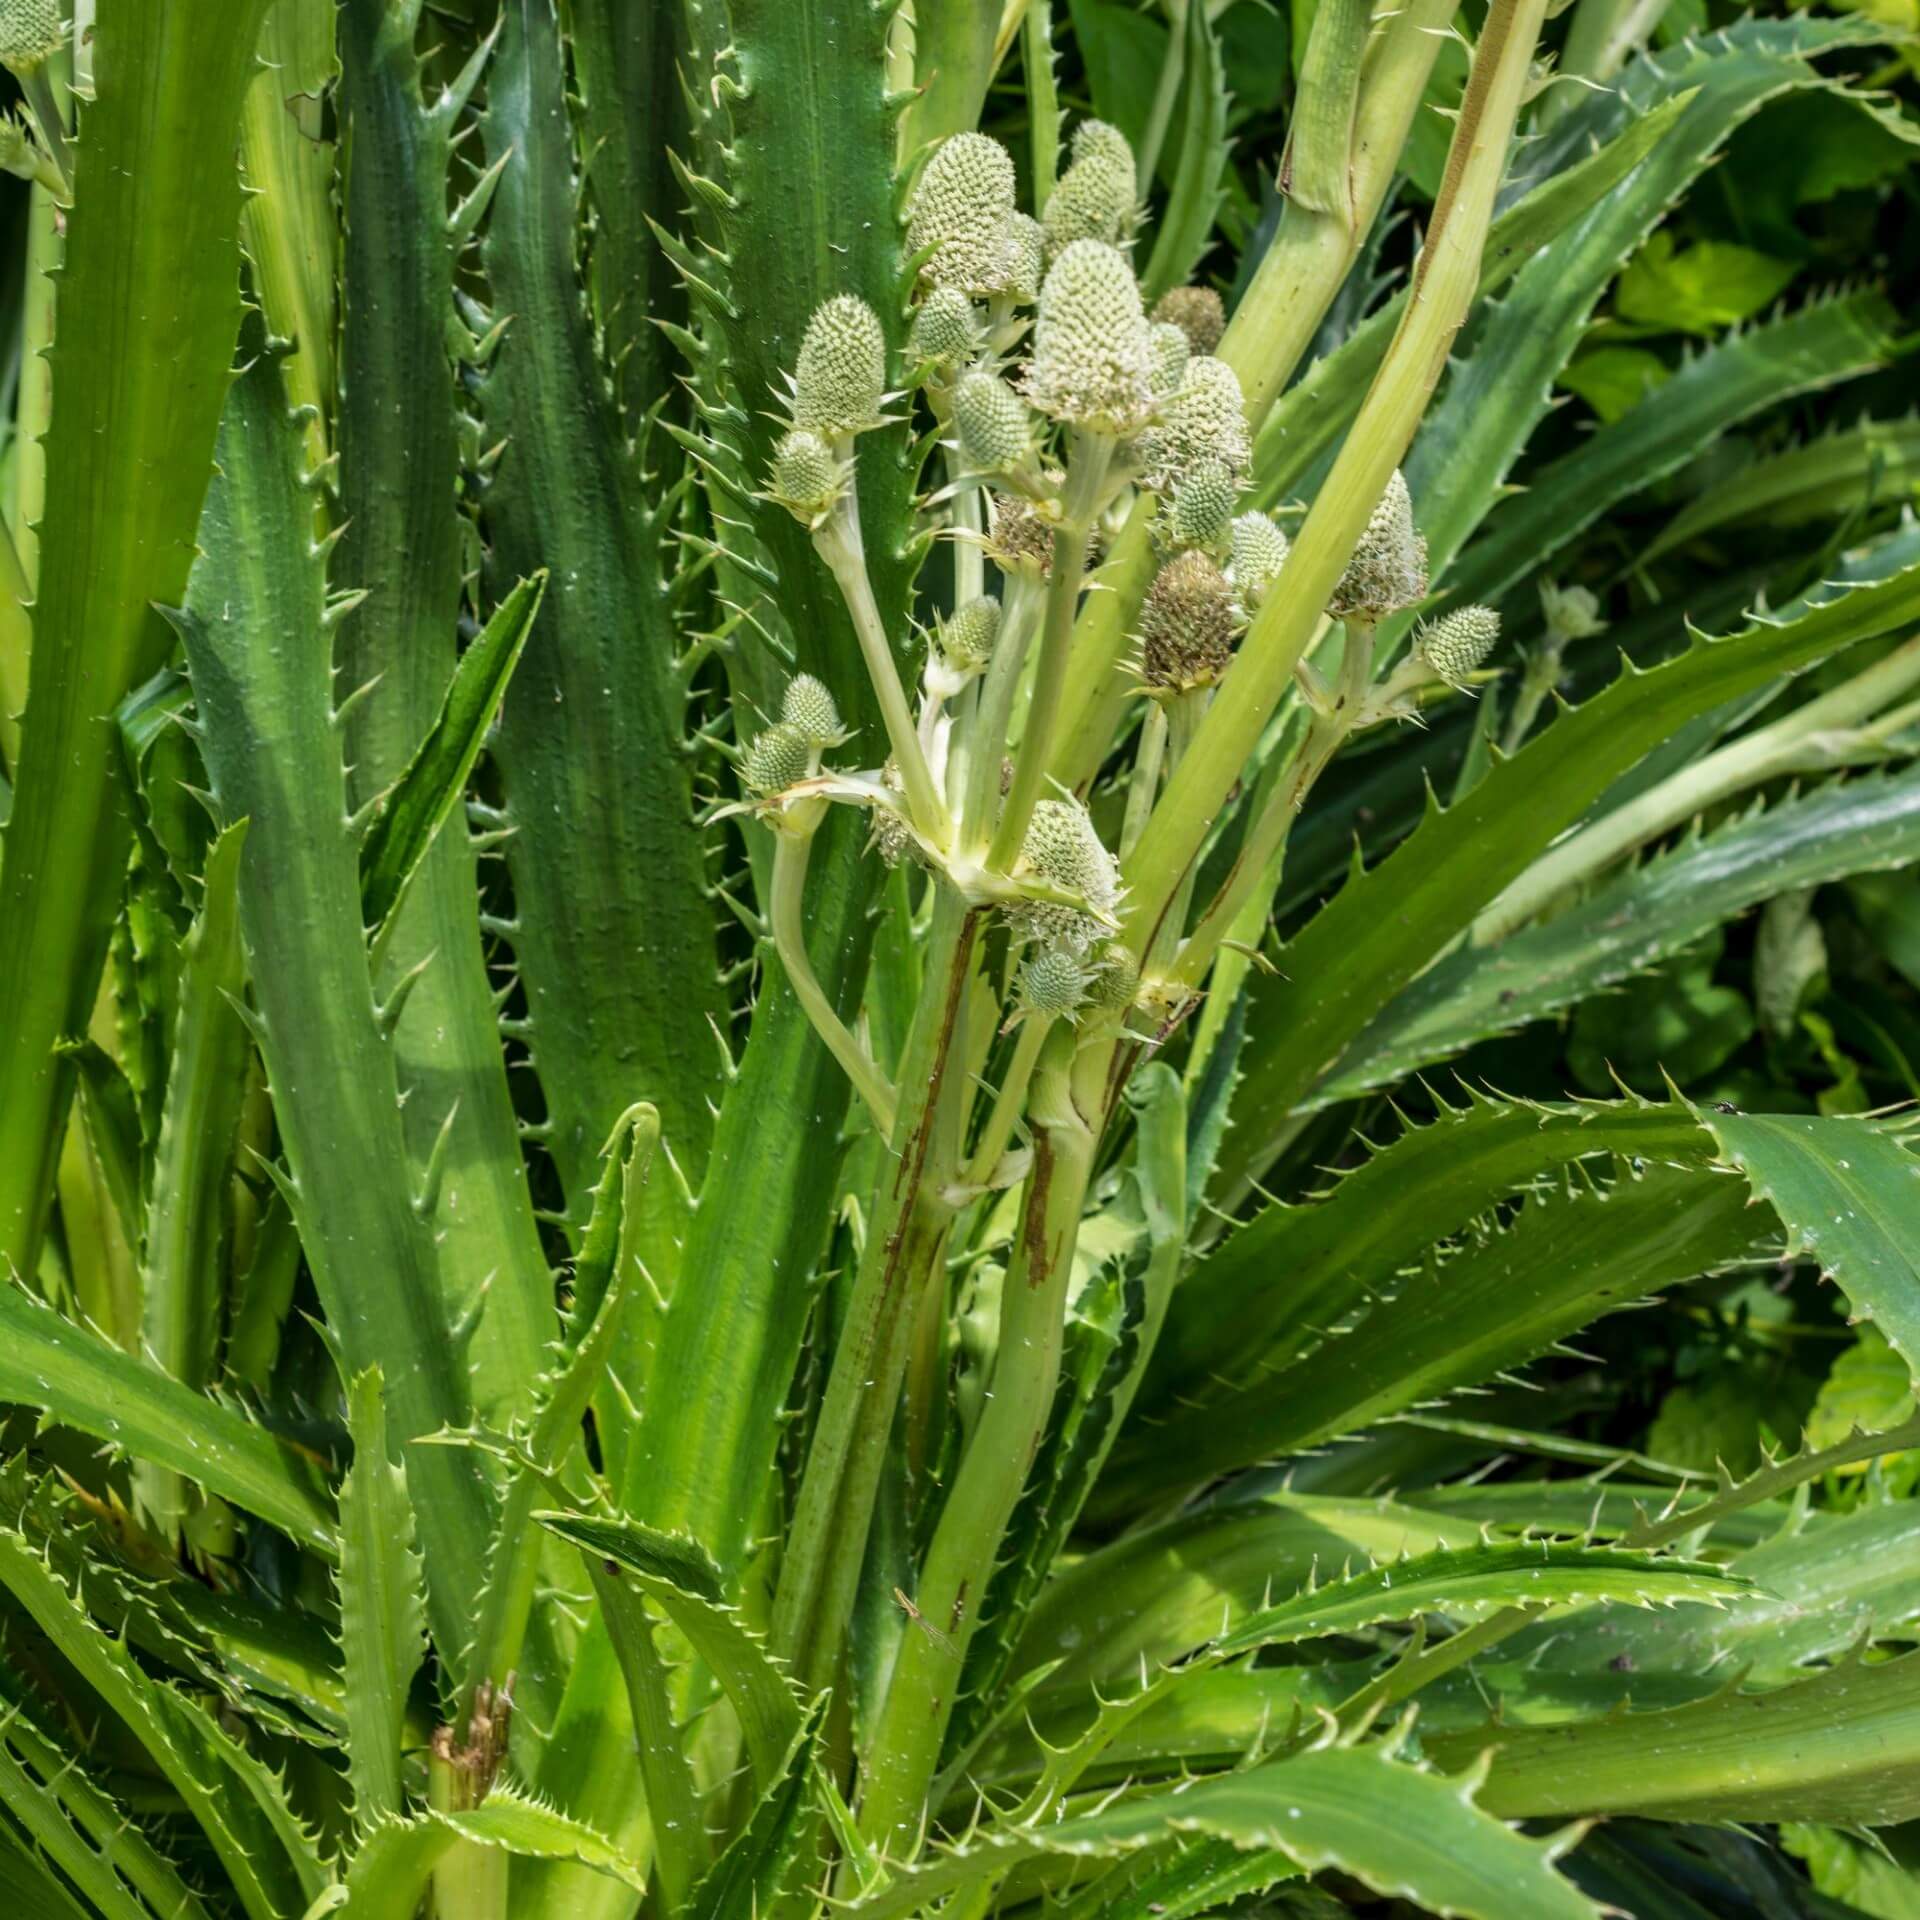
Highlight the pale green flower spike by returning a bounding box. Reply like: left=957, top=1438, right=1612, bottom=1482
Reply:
left=1009, top=797, right=1121, bottom=950
left=1041, top=147, right=1137, bottom=257
left=744, top=722, right=814, bottom=795
left=1024, top=239, right=1154, bottom=434
left=1329, top=468, right=1429, bottom=619
left=953, top=369, right=1033, bottom=471
left=769, top=428, right=843, bottom=522
left=781, top=673, right=845, bottom=746
left=0, top=0, right=62, bottom=67
left=1152, top=284, right=1226, bottom=354
left=792, top=294, right=888, bottom=435
left=1085, top=943, right=1141, bottom=1011
left=1165, top=461, right=1238, bottom=551
left=1148, top=321, right=1191, bottom=399
left=1416, top=605, right=1502, bottom=685
left=988, top=495, right=1055, bottom=576
left=1137, top=356, right=1252, bottom=493
left=1019, top=944, right=1094, bottom=1019
left=1071, top=118, right=1135, bottom=175
left=941, top=596, right=1003, bottom=672
left=910, top=287, right=980, bottom=367
left=1229, top=510, right=1291, bottom=612
left=907, top=132, right=1019, bottom=293
left=1140, top=549, right=1241, bottom=691
left=1003, top=213, right=1046, bottom=302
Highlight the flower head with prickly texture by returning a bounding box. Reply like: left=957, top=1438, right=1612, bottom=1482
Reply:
left=1229, top=511, right=1290, bottom=613
left=911, top=288, right=980, bottom=368
left=768, top=429, right=844, bottom=524
left=1137, top=356, right=1251, bottom=493
left=1329, top=470, right=1428, bottom=619
left=1148, top=322, right=1191, bottom=399
left=1019, top=945, right=1094, bottom=1020
left=1009, top=798, right=1122, bottom=950
left=989, top=495, right=1055, bottom=576
left=908, top=132, right=1019, bottom=293
left=1072, top=118, right=1136, bottom=175
left=1164, top=461, right=1237, bottom=551
left=1003, top=213, right=1047, bottom=302
left=1085, top=944, right=1140, bottom=1011
left=941, top=595, right=1002, bottom=673
left=0, top=0, right=61, bottom=67
left=1153, top=285, right=1226, bottom=355
left=1415, top=605, right=1501, bottom=685
left=781, top=673, right=845, bottom=746
left=1540, top=579, right=1608, bottom=642
left=1140, top=550, right=1241, bottom=691
left=744, top=722, right=813, bottom=795
left=1042, top=147, right=1138, bottom=257
left=1024, top=241, right=1154, bottom=434
left=954, top=369, right=1032, bottom=471
left=870, top=761, right=920, bottom=867
left=792, top=295, right=888, bottom=436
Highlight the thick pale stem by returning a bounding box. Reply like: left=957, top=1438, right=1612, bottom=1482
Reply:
left=988, top=432, right=1114, bottom=871
left=1134, top=0, right=1188, bottom=193
left=1124, top=0, right=1548, bottom=935
left=963, top=1011, right=1051, bottom=1187
left=1476, top=632, right=1920, bottom=945
left=961, top=568, right=1046, bottom=850
left=1118, top=700, right=1170, bottom=861
left=858, top=1031, right=1096, bottom=1855
left=816, top=487, right=951, bottom=845
left=770, top=827, right=899, bottom=1134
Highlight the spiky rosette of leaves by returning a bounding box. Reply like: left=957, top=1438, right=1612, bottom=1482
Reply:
left=1153, top=284, right=1226, bottom=354
left=989, top=495, right=1055, bottom=576
left=791, top=294, right=889, bottom=436
left=1140, top=549, right=1241, bottom=691
left=1019, top=944, right=1094, bottom=1020
left=743, top=722, right=813, bottom=795
left=1024, top=240, right=1154, bottom=434
left=1136, top=356, right=1251, bottom=493
left=768, top=428, right=844, bottom=523
left=1164, top=461, right=1238, bottom=551
left=907, top=131, right=1019, bottom=293
left=1148, top=321, right=1191, bottom=399
left=0, top=0, right=61, bottom=67
left=781, top=673, right=845, bottom=746
left=953, top=369, right=1033, bottom=471
left=1009, top=799, right=1121, bottom=950
left=1230, top=510, right=1291, bottom=612
left=910, top=287, right=980, bottom=368
left=1415, top=605, right=1502, bottom=685
left=940, top=595, right=1002, bottom=672
left=1329, top=469, right=1428, bottom=619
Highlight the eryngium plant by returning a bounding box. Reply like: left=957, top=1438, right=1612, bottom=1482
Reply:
left=0, top=0, right=1919, bottom=1914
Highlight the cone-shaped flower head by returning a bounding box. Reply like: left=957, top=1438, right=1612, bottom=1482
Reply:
left=1072, top=118, right=1136, bottom=173
left=792, top=295, right=888, bottom=436
left=941, top=595, right=1003, bottom=672
left=1230, top=511, right=1290, bottom=612
left=0, top=0, right=62, bottom=67
left=1019, top=945, right=1094, bottom=1019
left=910, top=287, right=980, bottom=367
left=1140, top=549, right=1241, bottom=691
left=1010, top=798, right=1122, bottom=950
left=780, top=673, right=844, bottom=746
left=1004, top=213, right=1047, bottom=302
left=1042, top=144, right=1138, bottom=256
left=1148, top=321, right=1191, bottom=399
left=953, top=368, right=1033, bottom=471
left=989, top=495, right=1056, bottom=576
left=1329, top=469, right=1428, bottom=619
left=908, top=132, right=1020, bottom=293
left=1025, top=240, right=1154, bottom=434
left=769, top=429, right=843, bottom=522
left=1085, top=943, right=1140, bottom=1011
left=1415, top=605, right=1501, bottom=685
left=744, top=721, right=812, bottom=795
left=1540, top=579, right=1608, bottom=642
left=1152, top=285, right=1226, bottom=355
left=1137, top=356, right=1251, bottom=493
left=1165, top=461, right=1237, bottom=550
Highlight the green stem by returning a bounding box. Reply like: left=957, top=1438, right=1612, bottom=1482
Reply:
left=18, top=64, right=71, bottom=201
left=770, top=826, right=899, bottom=1134
left=1499, top=633, right=1567, bottom=755
left=961, top=568, right=1045, bottom=853
left=963, top=1011, right=1051, bottom=1187
left=858, top=1030, right=1097, bottom=1856
left=1025, top=0, right=1059, bottom=212
left=816, top=485, right=951, bottom=845
left=1134, top=0, right=1188, bottom=194
left=1118, top=699, right=1169, bottom=862
left=987, top=432, right=1114, bottom=871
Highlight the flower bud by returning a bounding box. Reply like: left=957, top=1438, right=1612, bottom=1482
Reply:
left=768, top=429, right=843, bottom=522
left=988, top=495, right=1056, bottom=576
left=1085, top=944, right=1140, bottom=1011
left=910, top=287, right=980, bottom=367
left=1415, top=605, right=1501, bottom=685
left=1010, top=798, right=1121, bottom=951
left=1024, top=240, right=1154, bottom=434
left=870, top=761, right=919, bottom=867
left=1164, top=461, right=1237, bottom=550
left=1147, top=321, right=1191, bottom=399
left=744, top=721, right=813, bottom=795
left=941, top=595, right=1002, bottom=672
left=1042, top=147, right=1138, bottom=256
left=792, top=294, right=888, bottom=436
left=953, top=368, right=1032, bottom=471
left=0, top=0, right=62, bottom=68
left=907, top=132, right=1020, bottom=293
left=1019, top=945, right=1094, bottom=1019
left=1004, top=214, right=1046, bottom=302
left=1229, top=511, right=1290, bottom=613
left=1140, top=549, right=1240, bottom=691
left=1137, top=356, right=1251, bottom=493
left=1152, top=285, right=1226, bottom=355
left=780, top=672, right=845, bottom=745
left=1540, top=579, right=1608, bottom=642
left=1072, top=119, right=1136, bottom=175
left=1329, top=470, right=1428, bottom=620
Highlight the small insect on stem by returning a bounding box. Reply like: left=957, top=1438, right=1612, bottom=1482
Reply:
left=893, top=1586, right=957, bottom=1658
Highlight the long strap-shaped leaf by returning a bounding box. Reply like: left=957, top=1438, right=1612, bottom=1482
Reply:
left=0, top=0, right=272, bottom=1287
